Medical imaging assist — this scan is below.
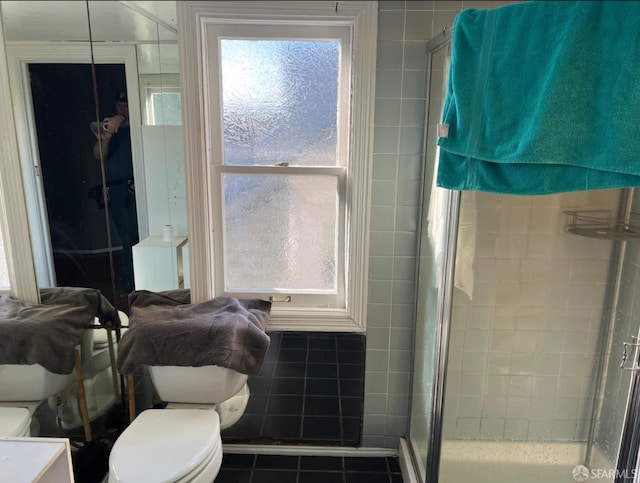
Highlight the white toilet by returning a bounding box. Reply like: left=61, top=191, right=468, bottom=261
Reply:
left=108, top=365, right=250, bottom=483
left=0, top=364, right=76, bottom=437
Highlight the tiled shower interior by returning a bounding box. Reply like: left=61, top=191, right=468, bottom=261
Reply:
left=433, top=187, right=640, bottom=468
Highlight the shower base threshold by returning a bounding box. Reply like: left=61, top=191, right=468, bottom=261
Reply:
left=439, top=440, right=613, bottom=483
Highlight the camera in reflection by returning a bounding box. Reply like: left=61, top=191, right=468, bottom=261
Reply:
left=90, top=121, right=109, bottom=134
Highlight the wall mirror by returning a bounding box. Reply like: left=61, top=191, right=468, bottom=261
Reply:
left=0, top=0, right=184, bottom=439
left=1, top=0, right=186, bottom=310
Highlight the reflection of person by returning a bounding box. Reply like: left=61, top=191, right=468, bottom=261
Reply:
left=93, top=90, right=139, bottom=294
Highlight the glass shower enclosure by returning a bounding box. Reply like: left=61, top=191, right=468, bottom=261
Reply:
left=409, top=31, right=640, bottom=483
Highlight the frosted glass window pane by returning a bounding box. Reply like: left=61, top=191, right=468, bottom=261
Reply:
left=220, top=39, right=340, bottom=167
left=223, top=174, right=337, bottom=291
left=151, top=92, right=182, bottom=125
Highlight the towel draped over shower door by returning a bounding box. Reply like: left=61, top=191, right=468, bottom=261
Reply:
left=437, top=1, right=640, bottom=196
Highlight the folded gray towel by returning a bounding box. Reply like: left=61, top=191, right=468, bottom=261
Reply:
left=0, top=287, right=118, bottom=374
left=116, top=290, right=271, bottom=376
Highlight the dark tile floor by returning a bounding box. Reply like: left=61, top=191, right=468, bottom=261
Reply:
left=217, top=454, right=403, bottom=483
left=222, top=332, right=366, bottom=446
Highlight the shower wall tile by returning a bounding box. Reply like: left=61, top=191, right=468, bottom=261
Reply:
left=398, top=154, right=422, bottom=180
left=394, top=232, right=417, bottom=256
left=374, top=99, right=402, bottom=126
left=369, top=231, right=395, bottom=257
left=372, top=155, right=399, bottom=180
left=445, top=190, right=619, bottom=442
left=404, top=11, right=435, bottom=41
left=364, top=1, right=432, bottom=449
left=379, top=1, right=408, bottom=11
left=376, top=41, right=404, bottom=70
left=377, top=12, right=406, bottom=41
left=364, top=0, right=526, bottom=450
left=406, top=1, right=435, bottom=11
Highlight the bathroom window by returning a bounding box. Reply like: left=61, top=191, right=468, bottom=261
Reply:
left=213, top=32, right=348, bottom=310
left=139, top=74, right=182, bottom=126
left=179, top=2, right=377, bottom=330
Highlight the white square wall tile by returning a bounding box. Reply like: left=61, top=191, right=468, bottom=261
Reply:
left=368, top=280, right=392, bottom=304
left=486, top=354, right=511, bottom=374
left=551, top=420, right=577, bottom=440
left=490, top=330, right=516, bottom=353
left=479, top=418, right=505, bottom=439
left=554, top=398, right=580, bottom=419
left=367, top=327, right=392, bottom=350
left=364, top=371, right=389, bottom=394
left=556, top=376, right=583, bottom=398
left=530, top=398, right=555, bottom=420
left=456, top=418, right=481, bottom=439
left=486, top=375, right=510, bottom=397
left=363, top=414, right=388, bottom=435
left=506, top=397, right=531, bottom=419
left=369, top=231, right=395, bottom=256
left=370, top=206, right=396, bottom=231
left=369, top=256, right=394, bottom=281
left=504, top=419, right=529, bottom=440
left=458, top=375, right=484, bottom=396
left=461, top=352, right=487, bottom=375
left=365, top=350, right=389, bottom=372
left=482, top=397, right=507, bottom=418
left=458, top=396, right=483, bottom=418
left=507, top=375, right=532, bottom=397
left=531, top=375, right=558, bottom=397
left=371, top=180, right=397, bottom=206
left=463, top=329, right=490, bottom=352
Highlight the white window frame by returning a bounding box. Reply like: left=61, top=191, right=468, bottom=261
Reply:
left=0, top=19, right=38, bottom=302
left=209, top=25, right=349, bottom=310
left=177, top=1, right=377, bottom=331
left=139, top=73, right=182, bottom=126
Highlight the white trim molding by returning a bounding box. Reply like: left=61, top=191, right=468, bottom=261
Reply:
left=223, top=443, right=397, bottom=458
left=399, top=438, right=421, bottom=483
left=177, top=1, right=377, bottom=332
left=0, top=24, right=38, bottom=302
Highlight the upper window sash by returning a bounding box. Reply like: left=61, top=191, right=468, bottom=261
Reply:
left=204, top=24, right=351, bottom=171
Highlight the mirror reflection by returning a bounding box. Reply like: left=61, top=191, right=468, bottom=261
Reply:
left=1, top=0, right=185, bottom=309
left=0, top=0, right=183, bottom=453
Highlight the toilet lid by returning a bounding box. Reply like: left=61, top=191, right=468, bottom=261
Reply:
left=109, top=409, right=221, bottom=483
left=0, top=408, right=30, bottom=437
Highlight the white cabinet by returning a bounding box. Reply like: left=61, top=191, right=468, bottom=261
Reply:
left=132, top=236, right=188, bottom=291
left=0, top=437, right=74, bottom=482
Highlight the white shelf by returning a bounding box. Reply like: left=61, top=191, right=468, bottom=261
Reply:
left=0, top=437, right=74, bottom=483
left=133, top=236, right=188, bottom=291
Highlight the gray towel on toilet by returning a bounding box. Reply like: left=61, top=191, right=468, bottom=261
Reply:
left=116, top=290, right=271, bottom=376
left=0, top=287, right=118, bottom=374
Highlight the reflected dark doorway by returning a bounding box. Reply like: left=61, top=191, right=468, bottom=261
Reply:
left=29, top=63, right=137, bottom=309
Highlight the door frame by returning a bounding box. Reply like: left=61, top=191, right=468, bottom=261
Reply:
left=5, top=42, right=148, bottom=287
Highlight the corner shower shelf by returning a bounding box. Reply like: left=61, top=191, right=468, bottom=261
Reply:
left=564, top=210, right=640, bottom=240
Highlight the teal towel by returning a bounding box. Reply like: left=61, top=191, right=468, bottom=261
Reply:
left=437, top=1, right=640, bottom=195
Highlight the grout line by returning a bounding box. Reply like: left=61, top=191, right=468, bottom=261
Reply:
left=335, top=334, right=346, bottom=445
left=299, top=333, right=310, bottom=440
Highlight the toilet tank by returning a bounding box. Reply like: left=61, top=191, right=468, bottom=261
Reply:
left=148, top=365, right=248, bottom=404
left=0, top=364, right=75, bottom=401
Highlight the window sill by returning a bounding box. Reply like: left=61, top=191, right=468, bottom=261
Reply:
left=265, top=308, right=364, bottom=333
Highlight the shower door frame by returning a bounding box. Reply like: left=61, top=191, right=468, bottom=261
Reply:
left=408, top=27, right=461, bottom=483
left=411, top=29, right=640, bottom=483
